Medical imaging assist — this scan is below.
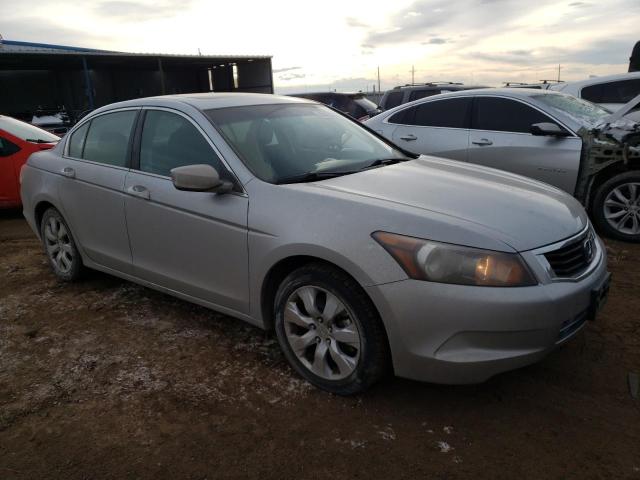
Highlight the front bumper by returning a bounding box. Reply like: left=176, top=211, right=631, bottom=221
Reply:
left=365, top=235, right=609, bottom=384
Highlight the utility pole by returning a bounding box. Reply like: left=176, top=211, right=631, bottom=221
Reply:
left=377, top=66, right=381, bottom=92
left=410, top=65, right=415, bottom=84
left=557, top=64, right=561, bottom=82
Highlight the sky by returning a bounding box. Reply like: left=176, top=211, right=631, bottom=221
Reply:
left=1, top=0, right=639, bottom=94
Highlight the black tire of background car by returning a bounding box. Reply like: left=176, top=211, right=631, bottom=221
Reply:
left=591, top=170, right=640, bottom=243
left=40, top=208, right=85, bottom=281
left=274, top=263, right=391, bottom=395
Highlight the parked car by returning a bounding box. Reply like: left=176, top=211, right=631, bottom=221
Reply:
left=21, top=93, right=610, bottom=394
left=378, top=82, right=487, bottom=111
left=287, top=92, right=380, bottom=121
left=365, top=88, right=640, bottom=242
left=549, top=72, right=640, bottom=112
left=0, top=115, right=59, bottom=208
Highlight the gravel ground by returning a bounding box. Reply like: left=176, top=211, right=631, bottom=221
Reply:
left=1, top=209, right=639, bottom=479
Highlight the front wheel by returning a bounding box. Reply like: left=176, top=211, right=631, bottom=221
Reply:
left=591, top=171, right=640, bottom=242
left=273, top=263, right=390, bottom=395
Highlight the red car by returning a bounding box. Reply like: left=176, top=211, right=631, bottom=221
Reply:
left=0, top=115, right=59, bottom=208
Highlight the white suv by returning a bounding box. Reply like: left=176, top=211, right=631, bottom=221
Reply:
left=549, top=72, right=640, bottom=112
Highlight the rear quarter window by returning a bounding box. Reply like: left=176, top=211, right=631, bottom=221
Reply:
left=383, top=91, right=404, bottom=110
left=0, top=137, right=21, bottom=157
left=582, top=79, right=640, bottom=104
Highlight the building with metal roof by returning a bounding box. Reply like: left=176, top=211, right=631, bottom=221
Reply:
left=0, top=38, right=274, bottom=125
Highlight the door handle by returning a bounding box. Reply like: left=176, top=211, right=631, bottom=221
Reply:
left=61, top=167, right=75, bottom=178
left=127, top=185, right=150, bottom=200
left=400, top=134, right=417, bottom=141
left=472, top=138, right=493, bottom=146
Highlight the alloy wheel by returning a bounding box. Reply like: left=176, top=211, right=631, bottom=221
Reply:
left=283, top=285, right=361, bottom=380
left=603, top=182, right=640, bottom=235
left=44, top=216, right=74, bottom=273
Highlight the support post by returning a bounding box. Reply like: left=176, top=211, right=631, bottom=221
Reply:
left=81, top=56, right=94, bottom=110
left=158, top=57, right=166, bottom=95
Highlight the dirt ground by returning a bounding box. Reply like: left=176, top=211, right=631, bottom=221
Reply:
left=0, top=209, right=639, bottom=480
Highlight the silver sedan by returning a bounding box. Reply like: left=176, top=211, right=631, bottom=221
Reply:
left=21, top=93, right=610, bottom=394
left=365, top=88, right=640, bottom=242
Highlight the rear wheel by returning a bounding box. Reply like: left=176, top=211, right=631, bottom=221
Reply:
left=592, top=171, right=640, bottom=242
left=40, top=208, right=84, bottom=281
left=273, top=263, right=390, bottom=395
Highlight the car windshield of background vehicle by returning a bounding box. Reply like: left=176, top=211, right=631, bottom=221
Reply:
left=206, top=104, right=408, bottom=184
left=0, top=116, right=59, bottom=143
left=533, top=94, right=611, bottom=126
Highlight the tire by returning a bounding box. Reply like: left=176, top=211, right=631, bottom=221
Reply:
left=40, top=208, right=84, bottom=281
left=591, top=171, right=640, bottom=242
left=273, top=263, right=390, bottom=395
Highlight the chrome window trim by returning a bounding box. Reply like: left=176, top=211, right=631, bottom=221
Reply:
left=529, top=224, right=602, bottom=282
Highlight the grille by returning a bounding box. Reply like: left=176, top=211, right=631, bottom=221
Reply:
left=544, top=231, right=595, bottom=278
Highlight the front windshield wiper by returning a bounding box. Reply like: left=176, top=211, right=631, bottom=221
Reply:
left=277, top=157, right=413, bottom=184
left=25, top=138, right=58, bottom=143
left=361, top=157, right=411, bottom=170
left=276, top=170, right=359, bottom=185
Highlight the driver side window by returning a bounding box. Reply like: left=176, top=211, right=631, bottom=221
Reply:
left=139, top=110, right=234, bottom=185
left=472, top=97, right=558, bottom=134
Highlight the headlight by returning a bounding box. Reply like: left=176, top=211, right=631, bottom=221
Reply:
left=372, top=231, right=537, bottom=287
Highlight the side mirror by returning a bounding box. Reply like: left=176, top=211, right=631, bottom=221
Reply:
left=530, top=122, right=571, bottom=137
left=170, top=164, right=233, bottom=194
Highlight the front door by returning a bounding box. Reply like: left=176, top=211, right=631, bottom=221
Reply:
left=57, top=109, right=138, bottom=273
left=467, top=96, right=582, bottom=194
left=124, top=108, right=250, bottom=313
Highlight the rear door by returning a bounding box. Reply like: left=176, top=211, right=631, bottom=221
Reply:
left=390, top=97, right=472, bottom=161
left=467, top=96, right=582, bottom=193
left=123, top=108, right=250, bottom=313
left=58, top=109, right=138, bottom=273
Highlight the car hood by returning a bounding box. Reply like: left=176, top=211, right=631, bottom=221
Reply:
left=310, top=156, right=588, bottom=252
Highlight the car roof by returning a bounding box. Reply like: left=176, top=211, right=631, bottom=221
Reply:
left=550, top=71, right=640, bottom=90
left=90, top=92, right=314, bottom=115
left=388, top=84, right=487, bottom=92
left=423, top=87, right=564, bottom=99
left=289, top=92, right=365, bottom=97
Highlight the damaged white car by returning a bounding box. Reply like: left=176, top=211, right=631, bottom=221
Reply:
left=366, top=89, right=640, bottom=241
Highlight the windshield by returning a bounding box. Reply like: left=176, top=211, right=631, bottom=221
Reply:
left=532, top=93, right=611, bottom=126
left=206, top=104, right=408, bottom=183
left=0, top=116, right=60, bottom=143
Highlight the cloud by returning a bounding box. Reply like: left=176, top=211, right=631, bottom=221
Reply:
left=345, top=17, right=368, bottom=28
left=0, top=17, right=110, bottom=48
left=92, top=1, right=193, bottom=21
left=273, top=66, right=302, bottom=73
left=278, top=73, right=306, bottom=81
left=422, top=37, right=449, bottom=45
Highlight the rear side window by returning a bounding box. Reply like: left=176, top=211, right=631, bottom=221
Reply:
left=0, top=137, right=21, bottom=157
left=582, top=79, right=640, bottom=104
left=82, top=111, right=137, bottom=167
left=472, top=97, right=553, bottom=133
left=408, top=89, right=440, bottom=102
left=383, top=91, right=404, bottom=109
left=139, top=110, right=230, bottom=181
left=67, top=122, right=89, bottom=158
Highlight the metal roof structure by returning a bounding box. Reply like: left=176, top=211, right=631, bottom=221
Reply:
left=0, top=39, right=270, bottom=59
left=0, top=38, right=274, bottom=121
